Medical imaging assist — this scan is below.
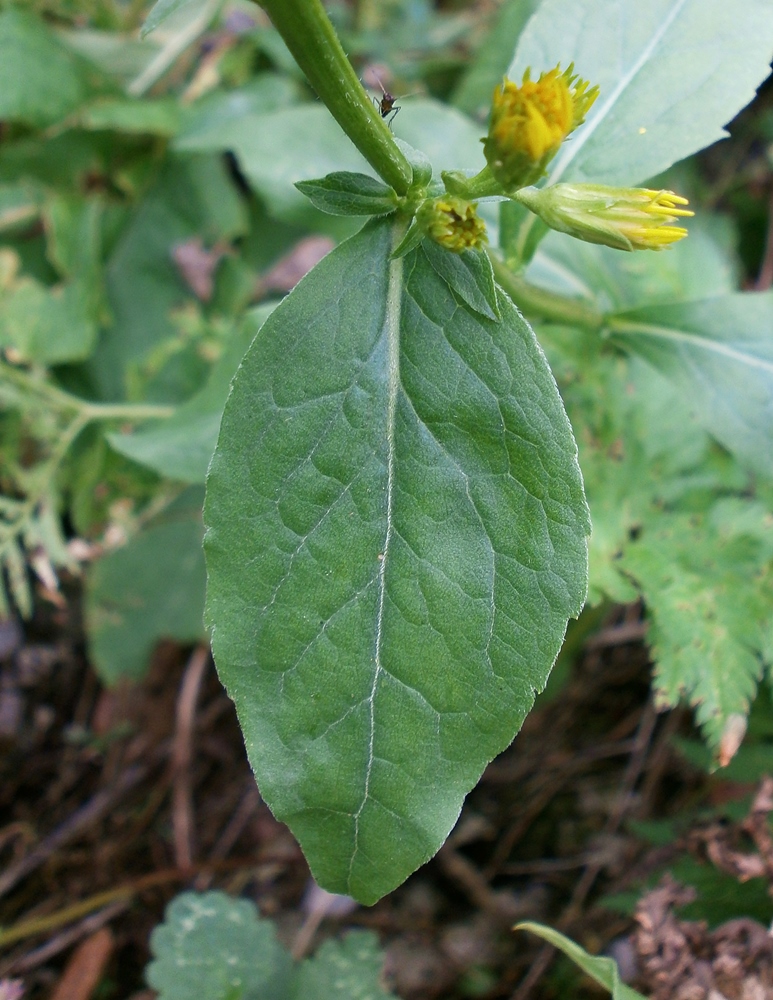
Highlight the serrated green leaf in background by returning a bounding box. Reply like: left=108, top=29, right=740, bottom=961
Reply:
left=515, top=923, right=646, bottom=1000
left=510, top=0, right=773, bottom=188
left=290, top=931, right=395, bottom=1000
left=85, top=510, right=206, bottom=683
left=146, top=891, right=284, bottom=1000
left=109, top=305, right=275, bottom=483
left=0, top=7, right=99, bottom=129
left=621, top=512, right=773, bottom=747
left=204, top=218, right=589, bottom=903
left=609, top=292, right=773, bottom=479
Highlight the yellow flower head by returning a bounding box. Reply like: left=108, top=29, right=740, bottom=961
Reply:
left=483, top=64, right=599, bottom=190
left=515, top=183, right=694, bottom=252
left=417, top=195, right=487, bottom=253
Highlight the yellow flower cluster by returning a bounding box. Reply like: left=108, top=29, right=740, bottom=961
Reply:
left=483, top=65, right=599, bottom=189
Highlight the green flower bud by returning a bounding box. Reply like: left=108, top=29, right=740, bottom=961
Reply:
left=515, top=183, right=694, bottom=251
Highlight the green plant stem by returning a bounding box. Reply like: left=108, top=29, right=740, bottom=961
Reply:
left=489, top=254, right=605, bottom=331
left=257, top=0, right=413, bottom=196
left=1, top=364, right=174, bottom=423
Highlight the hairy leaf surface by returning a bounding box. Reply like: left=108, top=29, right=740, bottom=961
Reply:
left=204, top=219, right=589, bottom=902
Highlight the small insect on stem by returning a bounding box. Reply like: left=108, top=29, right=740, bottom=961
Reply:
left=373, top=76, right=401, bottom=127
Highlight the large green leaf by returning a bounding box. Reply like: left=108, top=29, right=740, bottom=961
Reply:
left=609, top=292, right=773, bottom=479
left=204, top=219, right=589, bottom=903
left=509, top=0, right=773, bottom=187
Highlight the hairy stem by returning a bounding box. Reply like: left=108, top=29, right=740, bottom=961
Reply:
left=257, top=0, right=413, bottom=195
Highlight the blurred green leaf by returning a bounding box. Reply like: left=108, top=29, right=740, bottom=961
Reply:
left=146, top=891, right=284, bottom=1000
left=176, top=99, right=484, bottom=227
left=290, top=932, right=395, bottom=1000
left=92, top=153, right=247, bottom=400
left=0, top=255, right=98, bottom=364
left=85, top=509, right=206, bottom=683
left=609, top=292, right=773, bottom=478
left=452, top=0, right=542, bottom=119
left=141, top=0, right=200, bottom=38
left=0, top=7, right=101, bottom=128
left=109, top=305, right=274, bottom=483
left=77, top=96, right=183, bottom=135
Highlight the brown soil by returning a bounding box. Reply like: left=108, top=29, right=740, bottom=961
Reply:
left=0, top=593, right=767, bottom=999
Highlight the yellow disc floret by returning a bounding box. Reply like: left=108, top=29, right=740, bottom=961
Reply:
left=483, top=64, right=599, bottom=190
left=417, top=196, right=487, bottom=253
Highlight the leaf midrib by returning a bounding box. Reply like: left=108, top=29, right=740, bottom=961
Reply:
left=610, top=318, right=773, bottom=375
left=347, top=236, right=403, bottom=888
left=546, top=0, right=690, bottom=183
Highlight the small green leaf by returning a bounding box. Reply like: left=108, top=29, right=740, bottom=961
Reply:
left=510, top=0, right=773, bottom=188
left=204, top=218, right=589, bottom=902
left=609, top=292, right=773, bottom=478
left=290, top=932, right=394, bottom=999
left=0, top=184, right=40, bottom=234
left=146, top=891, right=283, bottom=1000
left=296, top=173, right=397, bottom=217
left=390, top=219, right=425, bottom=259
left=85, top=511, right=206, bottom=683
left=516, top=922, right=646, bottom=1000
left=422, top=242, right=500, bottom=321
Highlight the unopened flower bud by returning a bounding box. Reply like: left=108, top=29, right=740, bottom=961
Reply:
left=417, top=195, right=487, bottom=253
left=483, top=65, right=598, bottom=190
left=515, top=183, right=694, bottom=251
